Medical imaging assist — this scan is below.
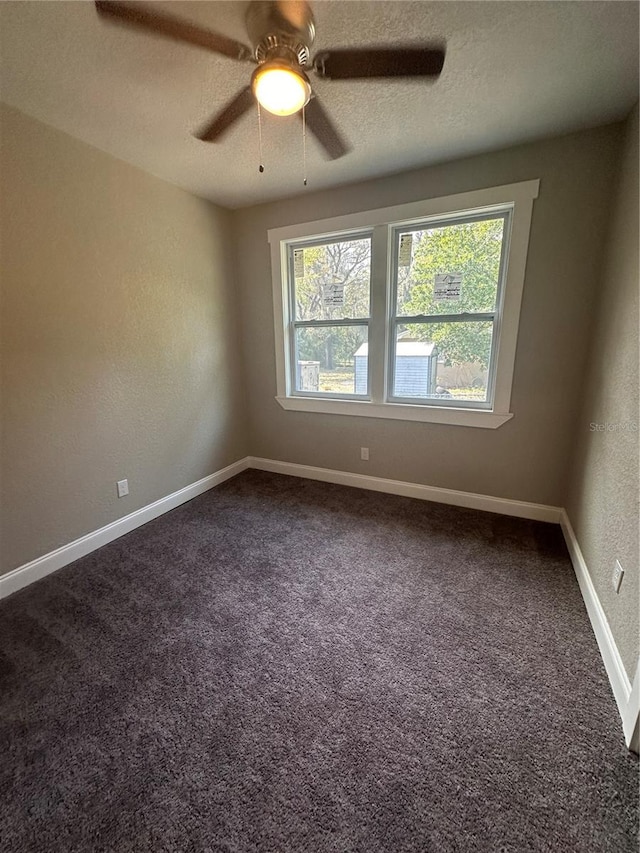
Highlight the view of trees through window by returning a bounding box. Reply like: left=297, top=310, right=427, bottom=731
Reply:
left=291, top=216, right=505, bottom=399
left=293, top=237, right=370, bottom=394
left=394, top=216, right=504, bottom=401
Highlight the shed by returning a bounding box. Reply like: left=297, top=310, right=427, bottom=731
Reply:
left=296, top=360, right=320, bottom=392
left=354, top=342, right=439, bottom=397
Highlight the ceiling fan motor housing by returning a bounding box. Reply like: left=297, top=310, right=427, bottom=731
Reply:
left=94, top=0, right=445, bottom=158
left=246, top=1, right=315, bottom=67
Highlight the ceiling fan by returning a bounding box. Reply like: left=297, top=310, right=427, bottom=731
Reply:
left=95, top=1, right=446, bottom=160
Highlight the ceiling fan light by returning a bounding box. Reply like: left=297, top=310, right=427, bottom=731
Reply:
left=252, top=64, right=311, bottom=116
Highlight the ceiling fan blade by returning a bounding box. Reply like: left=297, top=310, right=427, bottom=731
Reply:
left=301, top=96, right=350, bottom=160
left=196, top=86, right=255, bottom=142
left=95, top=1, right=253, bottom=62
left=313, top=47, right=445, bottom=80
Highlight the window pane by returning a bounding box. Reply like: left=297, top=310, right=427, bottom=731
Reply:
left=292, top=238, right=371, bottom=321
left=392, top=322, right=493, bottom=403
left=395, top=218, right=505, bottom=316
left=294, top=326, right=368, bottom=395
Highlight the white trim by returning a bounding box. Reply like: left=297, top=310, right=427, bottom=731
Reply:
left=267, top=181, right=541, bottom=244
left=270, top=236, right=289, bottom=399
left=0, top=458, right=250, bottom=601
left=491, top=194, right=534, bottom=415
left=626, top=662, right=640, bottom=753
left=560, top=509, right=639, bottom=752
left=275, top=395, right=513, bottom=427
left=268, top=180, right=539, bottom=427
left=248, top=456, right=561, bottom=522
left=0, top=455, right=558, bottom=602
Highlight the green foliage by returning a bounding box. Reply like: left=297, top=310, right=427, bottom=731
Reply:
left=399, top=218, right=503, bottom=368
left=291, top=220, right=504, bottom=373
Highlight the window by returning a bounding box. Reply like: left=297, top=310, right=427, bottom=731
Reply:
left=390, top=213, right=508, bottom=409
left=269, top=181, right=539, bottom=428
left=289, top=234, right=371, bottom=397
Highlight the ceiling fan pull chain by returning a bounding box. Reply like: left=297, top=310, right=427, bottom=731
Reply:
left=258, top=102, right=265, bottom=173
left=302, top=104, right=307, bottom=186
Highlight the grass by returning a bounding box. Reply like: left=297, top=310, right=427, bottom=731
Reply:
left=318, top=368, right=355, bottom=394
left=316, top=369, right=487, bottom=401
left=449, top=387, right=487, bottom=401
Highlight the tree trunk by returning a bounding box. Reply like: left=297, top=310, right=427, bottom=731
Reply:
left=325, top=336, right=334, bottom=370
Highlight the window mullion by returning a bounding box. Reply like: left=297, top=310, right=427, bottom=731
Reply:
left=369, top=224, right=390, bottom=403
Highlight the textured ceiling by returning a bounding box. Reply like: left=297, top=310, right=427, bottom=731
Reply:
left=1, top=1, right=638, bottom=209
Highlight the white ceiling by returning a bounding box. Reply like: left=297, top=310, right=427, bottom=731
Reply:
left=1, top=1, right=638, bottom=209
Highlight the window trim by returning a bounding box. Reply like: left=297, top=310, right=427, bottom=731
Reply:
left=268, top=180, right=539, bottom=429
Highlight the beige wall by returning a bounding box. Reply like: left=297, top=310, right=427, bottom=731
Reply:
left=232, top=124, right=622, bottom=507
left=0, top=104, right=247, bottom=575
left=565, top=106, right=639, bottom=680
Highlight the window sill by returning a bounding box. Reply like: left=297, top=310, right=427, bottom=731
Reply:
left=276, top=396, right=513, bottom=428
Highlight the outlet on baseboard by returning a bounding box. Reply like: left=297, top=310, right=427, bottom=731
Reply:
left=360, top=447, right=369, bottom=461
left=117, top=479, right=129, bottom=498
left=612, top=559, right=624, bottom=593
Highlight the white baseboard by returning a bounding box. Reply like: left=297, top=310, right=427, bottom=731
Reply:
left=248, top=457, right=563, bottom=523
left=0, top=458, right=250, bottom=601
left=0, top=455, right=557, bottom=601
left=560, top=510, right=639, bottom=752
left=625, top=661, right=640, bottom=753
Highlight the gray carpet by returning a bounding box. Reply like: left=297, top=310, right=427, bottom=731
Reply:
left=0, top=470, right=637, bottom=852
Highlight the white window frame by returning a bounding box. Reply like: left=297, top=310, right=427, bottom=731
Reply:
left=288, top=230, right=373, bottom=401
left=268, top=180, right=539, bottom=429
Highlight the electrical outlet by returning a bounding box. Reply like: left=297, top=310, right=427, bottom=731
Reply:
left=117, top=479, right=129, bottom=498
left=612, top=559, right=624, bottom=594
left=360, top=447, right=369, bottom=461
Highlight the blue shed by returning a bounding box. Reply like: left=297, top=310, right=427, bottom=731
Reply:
left=354, top=342, right=439, bottom=397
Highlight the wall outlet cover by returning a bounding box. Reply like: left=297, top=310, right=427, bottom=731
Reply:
left=117, top=479, right=129, bottom=498
left=612, top=559, right=624, bottom=593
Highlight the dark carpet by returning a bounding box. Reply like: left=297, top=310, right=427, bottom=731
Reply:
left=0, top=470, right=637, bottom=853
